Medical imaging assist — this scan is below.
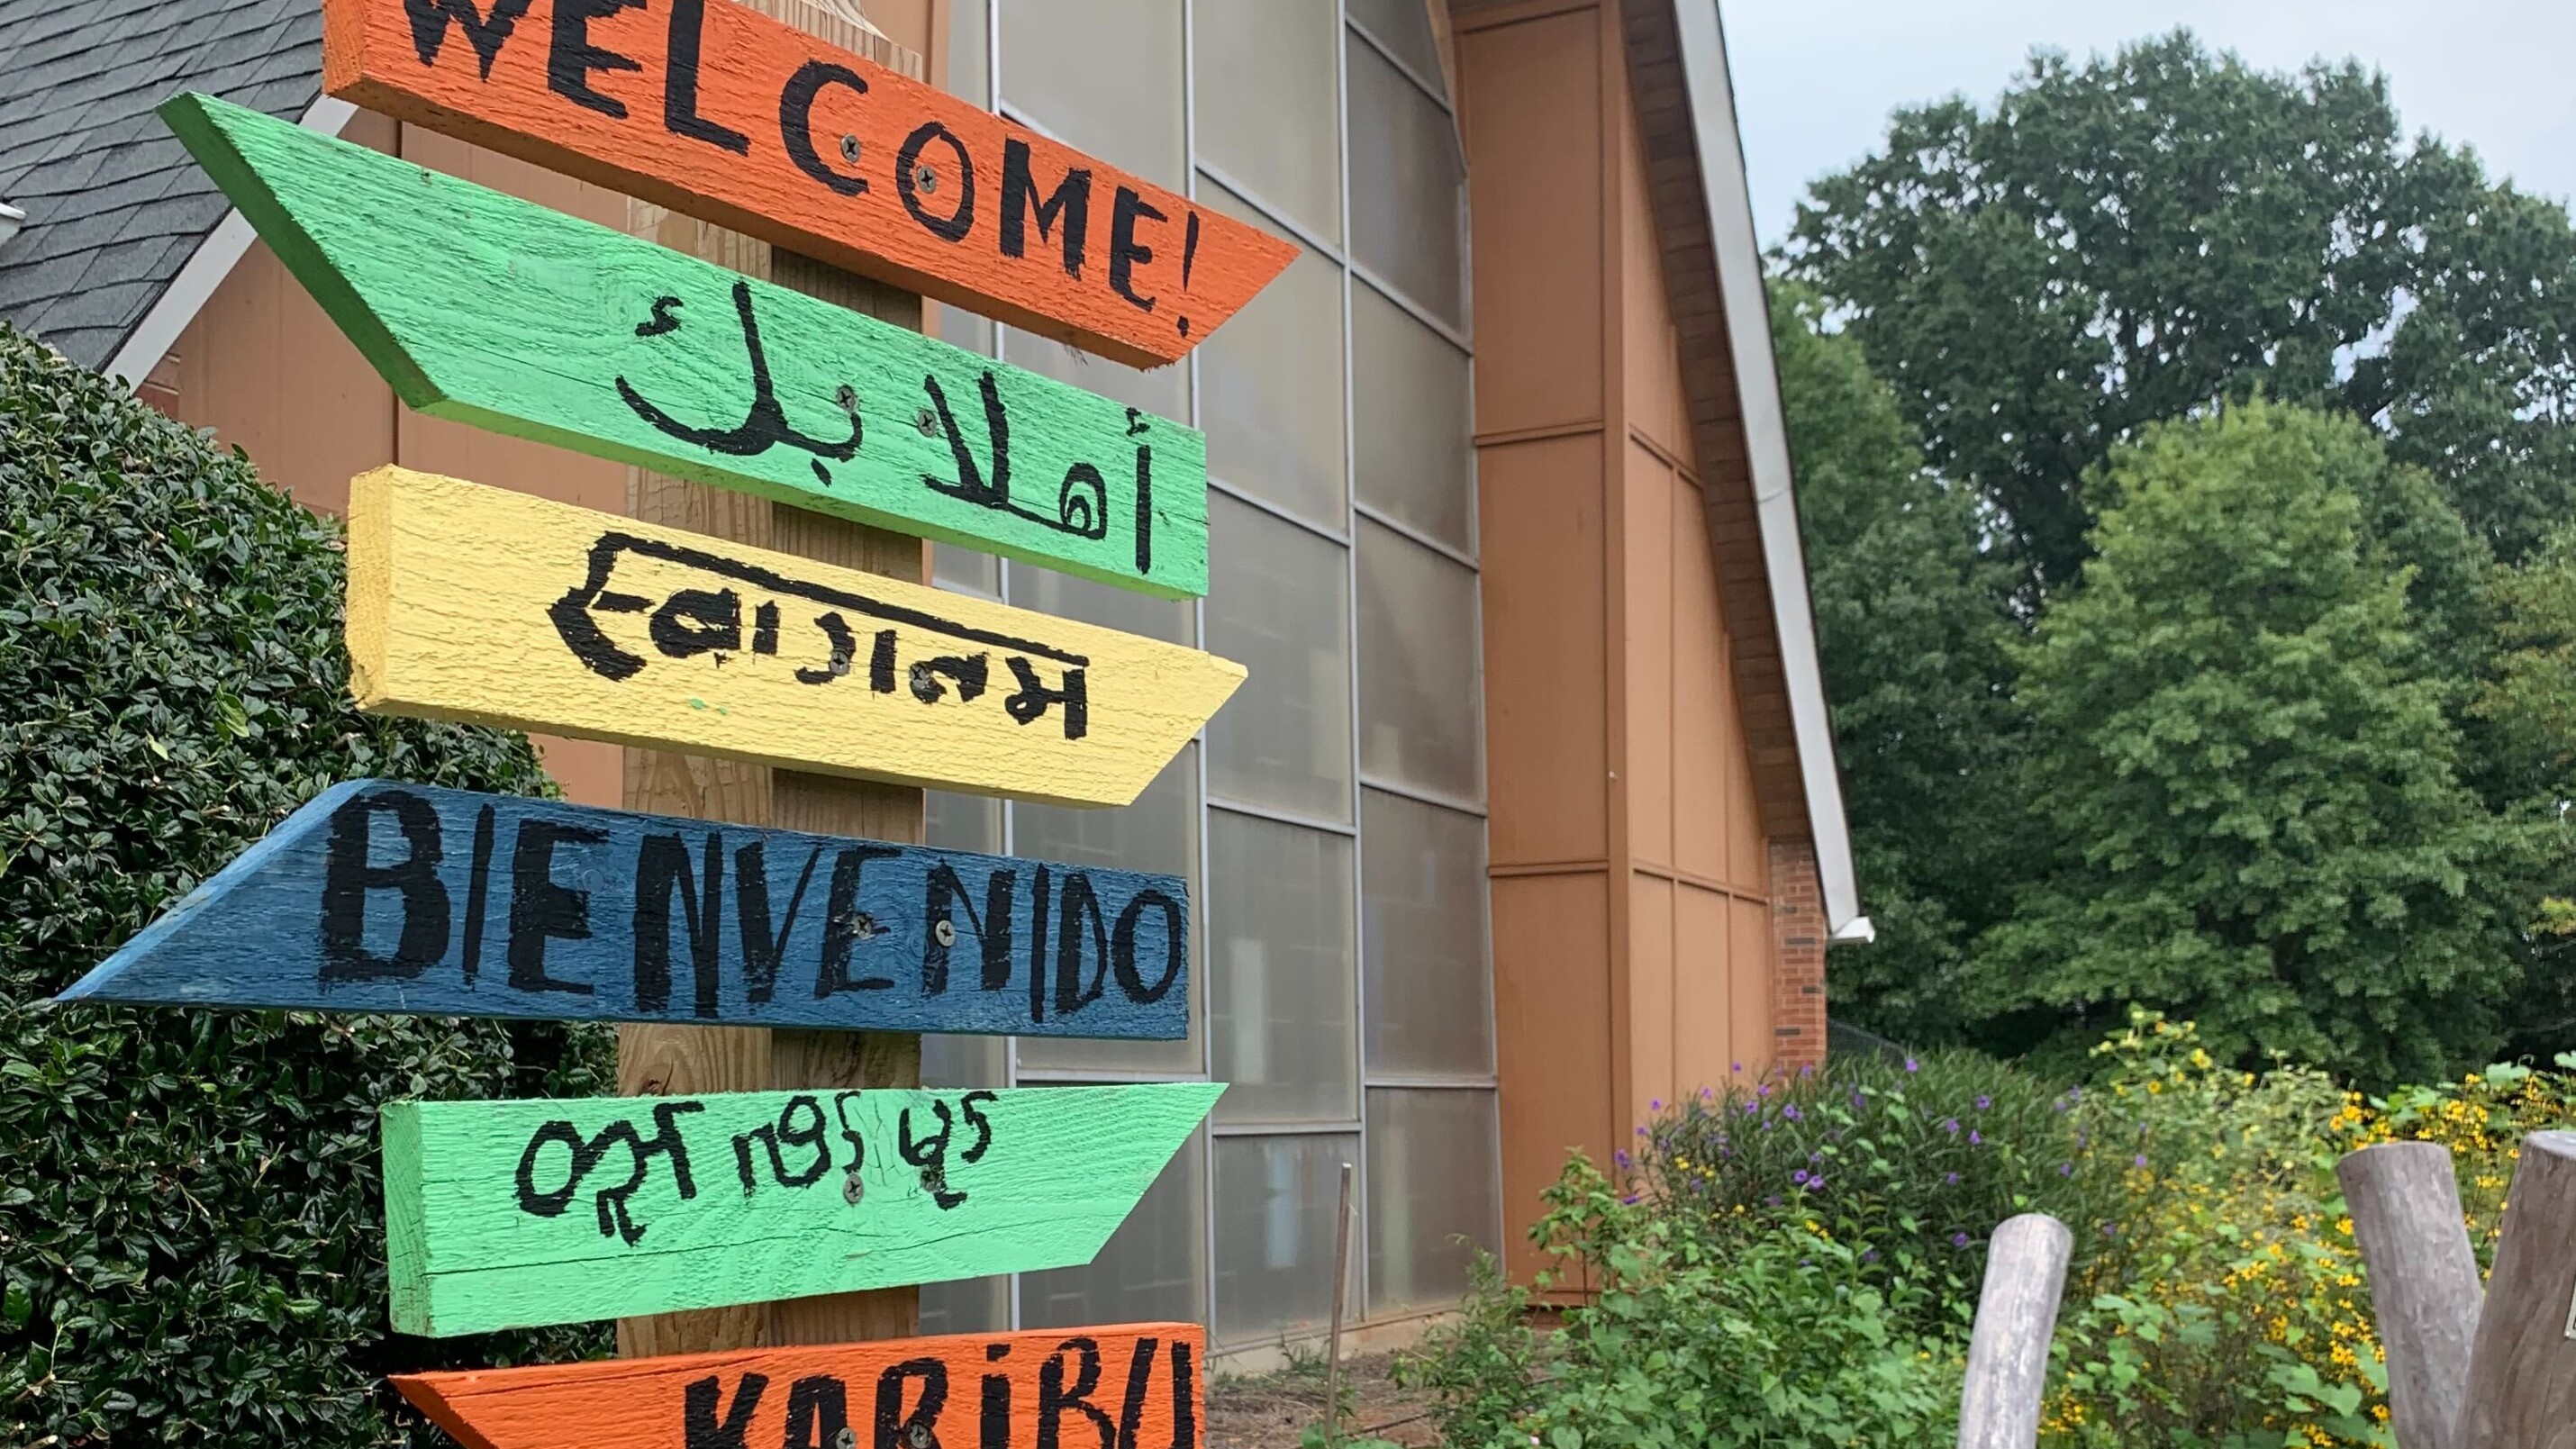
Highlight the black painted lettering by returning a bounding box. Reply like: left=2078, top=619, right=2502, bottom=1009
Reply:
left=683, top=1371, right=767, bottom=1449
left=634, top=831, right=725, bottom=1017
left=734, top=840, right=824, bottom=1004
left=546, top=0, right=644, bottom=118
left=650, top=587, right=742, bottom=658
left=923, top=864, right=1015, bottom=994
left=1108, top=188, right=1165, bottom=313
left=959, top=1090, right=996, bottom=1164
left=1037, top=1338, right=1115, bottom=1449
left=662, top=0, right=749, bottom=154
left=780, top=60, right=870, bottom=196
left=319, top=789, right=450, bottom=982
left=1002, top=658, right=1087, bottom=739
left=818, top=845, right=904, bottom=995
left=1054, top=873, right=1109, bottom=1017
left=461, top=802, right=497, bottom=986
left=512, top=1100, right=704, bottom=1245
left=1027, top=865, right=1053, bottom=1025
left=1115, top=1337, right=1161, bottom=1449
left=875, top=1358, right=949, bottom=1449
left=1112, top=890, right=1184, bottom=1005
left=508, top=818, right=605, bottom=994
left=1000, top=139, right=1091, bottom=277
left=899, top=1099, right=966, bottom=1210
left=897, top=122, right=977, bottom=242
left=870, top=629, right=900, bottom=693
left=1169, top=1342, right=1197, bottom=1449
left=734, top=1092, right=831, bottom=1192
left=402, top=0, right=532, bottom=78
left=785, top=1374, right=850, bottom=1449
left=981, top=1364, right=1011, bottom=1449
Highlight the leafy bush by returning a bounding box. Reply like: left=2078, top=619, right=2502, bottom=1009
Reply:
left=1637, top=1049, right=2121, bottom=1336
left=0, top=324, right=612, bottom=1447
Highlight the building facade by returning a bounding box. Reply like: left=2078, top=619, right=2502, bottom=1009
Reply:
left=0, top=0, right=1866, bottom=1363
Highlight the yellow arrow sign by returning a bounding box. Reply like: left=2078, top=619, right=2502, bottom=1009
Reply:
left=345, top=467, right=1243, bottom=807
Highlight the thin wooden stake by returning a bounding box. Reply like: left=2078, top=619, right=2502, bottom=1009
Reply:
left=2454, top=1130, right=2576, bottom=1449
left=1956, top=1213, right=2073, bottom=1449
left=1324, top=1160, right=1356, bottom=1448
left=2338, top=1140, right=2482, bottom=1449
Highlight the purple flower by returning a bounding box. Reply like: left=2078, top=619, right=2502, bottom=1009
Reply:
left=1783, top=1105, right=1804, bottom=1122
left=1792, top=1169, right=1810, bottom=1185
left=1808, top=1174, right=1825, bottom=1189
left=1952, top=1232, right=1972, bottom=1248
left=1800, top=1062, right=1815, bottom=1078
left=1942, top=1118, right=1961, bottom=1136
left=1944, top=1172, right=1960, bottom=1186
left=1616, top=1149, right=1631, bottom=1169
left=1651, top=1099, right=1664, bottom=1111
left=2069, top=1086, right=2082, bottom=1100
left=1621, top=1193, right=1640, bottom=1205
left=1860, top=1248, right=1877, bottom=1263
left=2058, top=1163, right=2074, bottom=1177
left=1974, top=1095, right=1991, bottom=1110
left=1969, top=1130, right=1982, bottom=1146
left=1702, top=1087, right=1716, bottom=1100
left=1732, top=1061, right=1744, bottom=1073
left=1765, top=1193, right=1782, bottom=1207
left=2134, top=1154, right=2149, bottom=1169
left=1904, top=1056, right=1920, bottom=1073
left=1636, top=1125, right=1648, bottom=1136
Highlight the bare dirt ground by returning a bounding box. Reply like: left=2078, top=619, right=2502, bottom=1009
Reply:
left=1206, top=1352, right=1445, bottom=1449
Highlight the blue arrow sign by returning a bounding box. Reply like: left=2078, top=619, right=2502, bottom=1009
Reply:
left=60, top=781, right=1187, bottom=1038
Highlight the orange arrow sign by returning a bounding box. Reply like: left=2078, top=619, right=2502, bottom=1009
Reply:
left=320, top=0, right=1295, bottom=368
left=396, top=1325, right=1203, bottom=1449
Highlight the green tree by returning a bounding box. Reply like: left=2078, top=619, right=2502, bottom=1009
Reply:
left=1974, top=401, right=2517, bottom=1083
left=1783, top=29, right=2576, bottom=595
left=1773, top=285, right=2021, bottom=1040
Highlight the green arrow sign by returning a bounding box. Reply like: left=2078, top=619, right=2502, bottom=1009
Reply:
left=159, top=92, right=1209, bottom=600
left=385, top=1083, right=1220, bottom=1336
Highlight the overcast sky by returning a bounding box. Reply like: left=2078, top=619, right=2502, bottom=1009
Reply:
left=1719, top=0, right=2576, bottom=244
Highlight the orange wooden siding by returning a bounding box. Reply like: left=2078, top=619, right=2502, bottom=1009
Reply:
left=1457, top=0, right=1783, bottom=1281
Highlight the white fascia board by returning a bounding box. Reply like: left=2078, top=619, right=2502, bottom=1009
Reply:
left=1667, top=1, right=1866, bottom=943
left=105, top=95, right=358, bottom=389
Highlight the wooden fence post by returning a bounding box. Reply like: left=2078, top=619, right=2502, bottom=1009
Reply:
left=1957, top=1212, right=2073, bottom=1449
left=2337, top=1140, right=2483, bottom=1449
left=2454, top=1130, right=2576, bottom=1449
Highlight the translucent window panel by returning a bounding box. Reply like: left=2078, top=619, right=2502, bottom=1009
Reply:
left=1209, top=812, right=1356, bottom=1124
left=1213, top=1133, right=1362, bottom=1346
left=1346, top=0, right=1446, bottom=99
left=1365, top=1089, right=1500, bottom=1314
left=1008, top=559, right=1193, bottom=647
left=1015, top=746, right=1202, bottom=1076
left=1356, top=521, right=1484, bottom=803
left=1002, top=326, right=1188, bottom=433
left=948, top=0, right=990, bottom=106
left=1024, top=1119, right=1209, bottom=1328
left=1346, top=32, right=1466, bottom=330
left=1205, top=494, right=1353, bottom=822
left=996, top=0, right=1184, bottom=190
left=1352, top=280, right=1474, bottom=554
left=1193, top=0, right=1341, bottom=241
left=1196, top=180, right=1348, bottom=531
left=1360, top=790, right=1492, bottom=1078
left=919, top=1273, right=1009, bottom=1336
left=932, top=542, right=1000, bottom=596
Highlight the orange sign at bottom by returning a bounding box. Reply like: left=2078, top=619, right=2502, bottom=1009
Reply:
left=398, top=1325, right=1202, bottom=1449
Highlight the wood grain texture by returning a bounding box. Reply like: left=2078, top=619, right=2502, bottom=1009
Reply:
left=161, top=92, right=1207, bottom=600
left=342, top=465, right=1244, bottom=806
left=384, top=1082, right=1222, bottom=1336
left=396, top=1324, right=1205, bottom=1449
left=2454, top=1130, right=2576, bottom=1449
left=2338, top=1141, right=2481, bottom=1449
left=59, top=779, right=1190, bottom=1040
left=1957, top=1213, right=2072, bottom=1449
left=318, top=0, right=1295, bottom=367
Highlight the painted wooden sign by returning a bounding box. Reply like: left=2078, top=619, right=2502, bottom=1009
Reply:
left=395, top=1326, right=1204, bottom=1449
left=318, top=0, right=1295, bottom=368
left=59, top=780, right=1188, bottom=1039
left=384, top=1082, right=1220, bottom=1336
left=345, top=466, right=1243, bottom=807
left=162, top=94, right=1206, bottom=601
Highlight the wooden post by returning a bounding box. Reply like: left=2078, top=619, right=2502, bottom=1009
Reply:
left=1323, top=1160, right=1355, bottom=1446
left=616, top=0, right=930, bottom=1358
left=1956, top=1213, right=2073, bottom=1449
left=2455, top=1131, right=2576, bottom=1449
left=2338, top=1141, right=2483, bottom=1449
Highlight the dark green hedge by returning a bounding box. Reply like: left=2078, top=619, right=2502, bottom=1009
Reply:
left=0, top=324, right=612, bottom=1446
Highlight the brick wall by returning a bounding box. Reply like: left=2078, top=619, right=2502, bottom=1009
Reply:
left=1768, top=839, right=1827, bottom=1071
